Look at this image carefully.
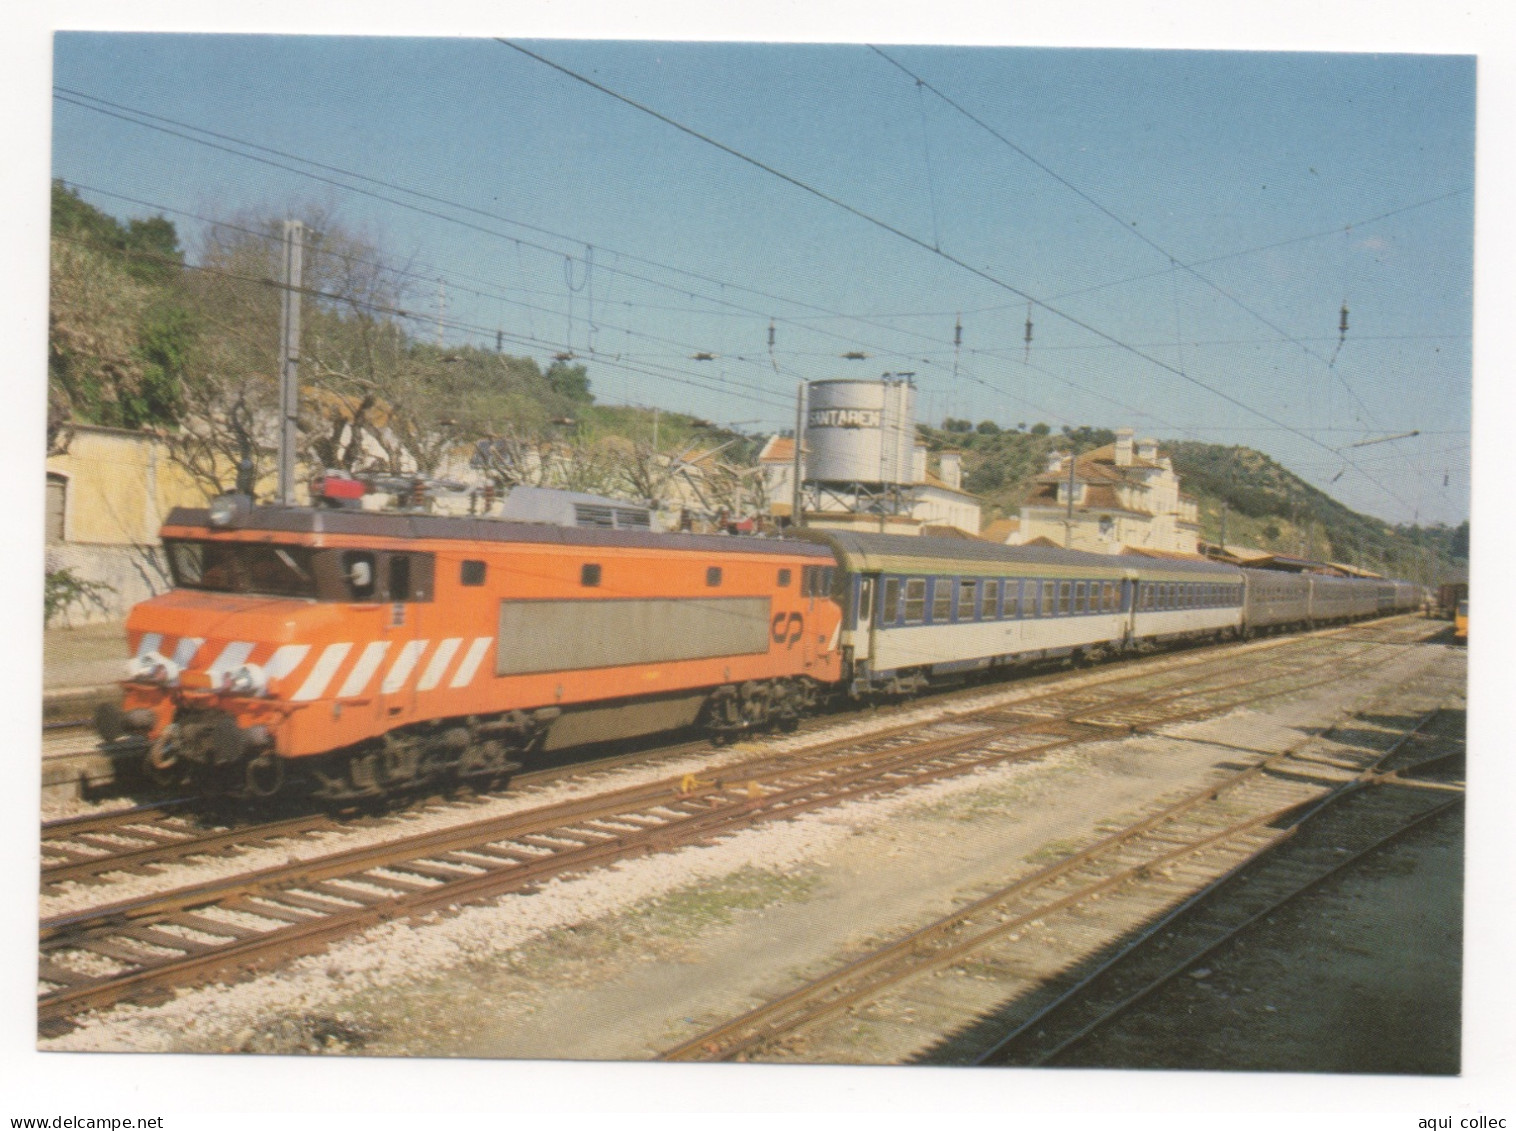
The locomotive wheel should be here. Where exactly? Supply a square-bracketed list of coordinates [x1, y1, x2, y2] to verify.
[244, 753, 285, 798]
[144, 725, 183, 787]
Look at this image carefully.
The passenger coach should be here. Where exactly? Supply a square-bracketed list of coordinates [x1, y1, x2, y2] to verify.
[807, 532, 1242, 696]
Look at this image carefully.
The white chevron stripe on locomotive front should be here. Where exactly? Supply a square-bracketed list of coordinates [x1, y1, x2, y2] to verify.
[291, 642, 353, 701]
[171, 637, 205, 668]
[449, 637, 493, 689]
[206, 640, 254, 678]
[417, 637, 462, 692]
[262, 644, 311, 682]
[338, 641, 391, 698]
[135, 633, 163, 660]
[382, 640, 430, 694]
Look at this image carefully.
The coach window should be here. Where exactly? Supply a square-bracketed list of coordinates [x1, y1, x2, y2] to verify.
[904, 579, 927, 624]
[1019, 580, 1035, 618]
[1041, 582, 1055, 617]
[707, 566, 723, 587]
[1057, 580, 1071, 616]
[958, 579, 977, 621]
[932, 579, 953, 623]
[778, 568, 791, 588]
[882, 578, 901, 624]
[983, 580, 999, 620]
[461, 560, 486, 587]
[1074, 581, 1087, 614]
[581, 563, 602, 587]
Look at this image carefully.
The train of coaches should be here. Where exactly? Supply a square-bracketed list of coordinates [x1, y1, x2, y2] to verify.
[96, 497, 1427, 802]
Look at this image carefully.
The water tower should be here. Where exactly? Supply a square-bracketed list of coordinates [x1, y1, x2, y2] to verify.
[798, 376, 917, 521]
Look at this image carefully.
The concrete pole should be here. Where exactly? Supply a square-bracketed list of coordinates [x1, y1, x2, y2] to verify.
[791, 382, 807, 528]
[277, 220, 304, 507]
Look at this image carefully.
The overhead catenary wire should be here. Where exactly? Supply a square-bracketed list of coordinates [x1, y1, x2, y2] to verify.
[47, 93, 1360, 452]
[52, 88, 994, 384]
[498, 39, 1416, 515]
[54, 78, 1458, 517]
[53, 99, 1041, 427]
[867, 45, 1393, 443]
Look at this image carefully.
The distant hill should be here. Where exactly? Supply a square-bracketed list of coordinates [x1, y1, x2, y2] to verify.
[919, 421, 1466, 584]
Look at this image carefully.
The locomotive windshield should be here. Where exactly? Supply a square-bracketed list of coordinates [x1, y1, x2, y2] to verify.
[166, 540, 319, 598]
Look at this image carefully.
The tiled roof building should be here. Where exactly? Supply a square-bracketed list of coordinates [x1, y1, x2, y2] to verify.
[1014, 428, 1201, 556]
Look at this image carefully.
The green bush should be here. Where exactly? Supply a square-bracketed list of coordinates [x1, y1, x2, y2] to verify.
[44, 568, 115, 627]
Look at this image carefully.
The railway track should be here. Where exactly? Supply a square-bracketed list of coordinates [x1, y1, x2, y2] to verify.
[38, 618, 1425, 892]
[657, 695, 1463, 1064]
[38, 620, 1415, 898]
[36, 618, 1435, 1035]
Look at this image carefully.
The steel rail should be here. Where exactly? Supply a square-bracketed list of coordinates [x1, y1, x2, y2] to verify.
[659, 704, 1452, 1062]
[41, 637, 1391, 938]
[36, 624, 1375, 895]
[36, 624, 1425, 1031]
[980, 774, 1462, 1066]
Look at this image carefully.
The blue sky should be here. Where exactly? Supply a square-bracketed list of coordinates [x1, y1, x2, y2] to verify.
[50, 34, 1474, 525]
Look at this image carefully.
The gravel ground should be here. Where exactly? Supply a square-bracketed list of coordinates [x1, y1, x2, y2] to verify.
[39, 630, 1457, 1063]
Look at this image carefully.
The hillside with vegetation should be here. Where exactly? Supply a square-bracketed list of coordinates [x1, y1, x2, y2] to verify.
[47, 183, 748, 502]
[923, 419, 1466, 584]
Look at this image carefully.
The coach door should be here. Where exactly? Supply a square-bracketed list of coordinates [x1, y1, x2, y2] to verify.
[854, 575, 874, 671]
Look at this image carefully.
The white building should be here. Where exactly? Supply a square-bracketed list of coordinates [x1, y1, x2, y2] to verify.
[757, 435, 983, 537]
[1014, 428, 1200, 555]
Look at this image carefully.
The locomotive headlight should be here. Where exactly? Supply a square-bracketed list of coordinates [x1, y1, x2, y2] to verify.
[125, 651, 181, 684]
[207, 493, 251, 528]
[225, 663, 269, 697]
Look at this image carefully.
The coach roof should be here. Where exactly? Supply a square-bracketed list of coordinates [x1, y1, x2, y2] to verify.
[806, 530, 1243, 582]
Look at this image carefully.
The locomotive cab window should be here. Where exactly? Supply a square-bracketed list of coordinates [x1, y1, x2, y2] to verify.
[461, 560, 487, 587]
[343, 551, 376, 599]
[388, 555, 411, 603]
[167, 539, 320, 599]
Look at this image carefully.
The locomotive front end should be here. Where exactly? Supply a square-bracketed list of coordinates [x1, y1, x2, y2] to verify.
[97, 501, 358, 798]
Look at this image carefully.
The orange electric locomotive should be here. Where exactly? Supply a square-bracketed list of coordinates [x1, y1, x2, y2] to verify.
[95, 495, 843, 801]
